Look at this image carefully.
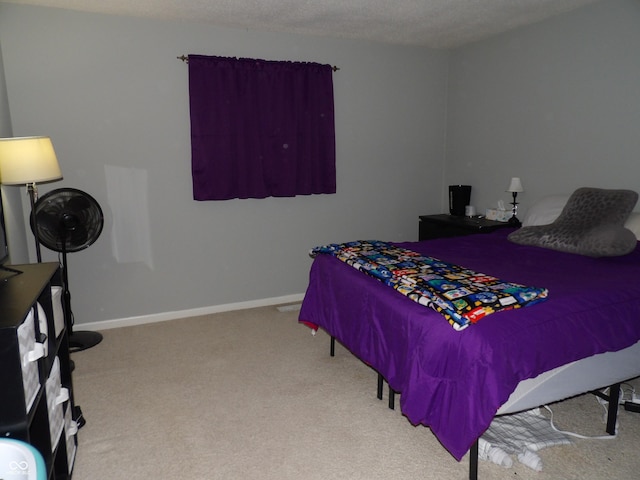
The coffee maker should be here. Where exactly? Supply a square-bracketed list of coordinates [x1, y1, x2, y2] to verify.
[449, 185, 472, 216]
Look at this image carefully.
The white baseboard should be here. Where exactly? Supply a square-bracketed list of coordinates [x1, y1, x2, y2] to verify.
[77, 293, 305, 331]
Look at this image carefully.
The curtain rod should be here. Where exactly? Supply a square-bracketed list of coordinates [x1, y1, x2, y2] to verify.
[177, 55, 339, 72]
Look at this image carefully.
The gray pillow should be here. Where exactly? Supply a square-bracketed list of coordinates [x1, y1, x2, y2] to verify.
[508, 187, 638, 257]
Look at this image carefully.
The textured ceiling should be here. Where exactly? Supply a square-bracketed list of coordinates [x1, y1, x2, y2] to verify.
[4, 0, 600, 48]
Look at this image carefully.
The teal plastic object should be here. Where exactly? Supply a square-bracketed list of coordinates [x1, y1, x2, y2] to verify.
[0, 439, 46, 480]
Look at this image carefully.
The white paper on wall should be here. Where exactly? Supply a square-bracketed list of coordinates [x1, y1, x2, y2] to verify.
[105, 165, 154, 269]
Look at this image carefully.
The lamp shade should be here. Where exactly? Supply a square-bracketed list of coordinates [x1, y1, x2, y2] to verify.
[0, 136, 62, 185]
[506, 177, 524, 193]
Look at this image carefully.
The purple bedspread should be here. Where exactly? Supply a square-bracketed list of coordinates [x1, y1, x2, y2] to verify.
[298, 229, 640, 461]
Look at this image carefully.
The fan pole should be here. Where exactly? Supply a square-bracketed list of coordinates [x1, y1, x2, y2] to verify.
[60, 248, 103, 351]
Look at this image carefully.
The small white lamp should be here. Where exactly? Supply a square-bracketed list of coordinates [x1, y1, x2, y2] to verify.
[506, 177, 523, 227]
[0, 136, 63, 262]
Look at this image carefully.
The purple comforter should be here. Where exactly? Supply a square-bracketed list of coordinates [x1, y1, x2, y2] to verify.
[298, 229, 640, 460]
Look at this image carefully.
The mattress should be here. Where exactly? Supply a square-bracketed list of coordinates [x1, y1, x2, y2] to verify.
[299, 229, 640, 460]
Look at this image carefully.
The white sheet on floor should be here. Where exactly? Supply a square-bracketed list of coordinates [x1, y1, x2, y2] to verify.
[479, 408, 571, 471]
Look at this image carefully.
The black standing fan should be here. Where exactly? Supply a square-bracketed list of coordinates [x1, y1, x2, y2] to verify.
[31, 188, 104, 352]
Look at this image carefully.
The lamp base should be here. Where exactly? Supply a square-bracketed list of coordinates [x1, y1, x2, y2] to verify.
[508, 216, 522, 227]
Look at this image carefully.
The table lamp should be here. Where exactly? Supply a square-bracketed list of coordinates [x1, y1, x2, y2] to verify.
[506, 177, 523, 227]
[0, 136, 62, 262]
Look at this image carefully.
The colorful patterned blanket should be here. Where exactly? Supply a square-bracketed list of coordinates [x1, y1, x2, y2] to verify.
[310, 240, 548, 330]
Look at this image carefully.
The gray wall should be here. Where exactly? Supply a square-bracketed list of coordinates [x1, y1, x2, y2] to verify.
[0, 36, 28, 263]
[2, 0, 637, 326]
[444, 0, 640, 217]
[0, 3, 447, 325]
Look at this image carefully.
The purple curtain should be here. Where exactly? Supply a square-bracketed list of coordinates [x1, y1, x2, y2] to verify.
[188, 55, 336, 200]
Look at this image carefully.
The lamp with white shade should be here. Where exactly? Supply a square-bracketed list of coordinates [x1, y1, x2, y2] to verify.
[506, 177, 523, 227]
[0, 136, 62, 262]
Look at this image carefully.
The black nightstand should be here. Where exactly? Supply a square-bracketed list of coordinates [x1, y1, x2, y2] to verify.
[419, 214, 512, 240]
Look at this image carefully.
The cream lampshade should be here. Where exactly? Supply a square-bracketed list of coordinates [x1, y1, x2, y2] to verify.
[0, 136, 63, 262]
[0, 136, 62, 185]
[507, 177, 524, 194]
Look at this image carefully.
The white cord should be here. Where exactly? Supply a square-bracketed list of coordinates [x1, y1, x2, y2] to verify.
[544, 400, 618, 440]
[620, 383, 636, 404]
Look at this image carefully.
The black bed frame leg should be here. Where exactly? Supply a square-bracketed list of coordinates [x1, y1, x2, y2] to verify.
[593, 382, 621, 435]
[375, 375, 397, 409]
[469, 439, 479, 480]
[330, 336, 335, 357]
[389, 386, 396, 410]
[607, 383, 621, 435]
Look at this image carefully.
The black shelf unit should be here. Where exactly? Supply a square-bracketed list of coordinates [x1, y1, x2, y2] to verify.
[0, 263, 78, 479]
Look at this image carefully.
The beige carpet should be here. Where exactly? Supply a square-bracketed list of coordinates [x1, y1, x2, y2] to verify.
[71, 306, 640, 479]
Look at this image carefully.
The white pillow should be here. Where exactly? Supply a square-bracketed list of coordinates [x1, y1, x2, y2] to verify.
[521, 195, 570, 227]
[625, 212, 640, 240]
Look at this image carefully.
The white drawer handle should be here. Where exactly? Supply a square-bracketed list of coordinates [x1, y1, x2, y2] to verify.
[56, 387, 70, 405]
[26, 343, 45, 363]
[66, 420, 78, 436]
[39, 337, 48, 358]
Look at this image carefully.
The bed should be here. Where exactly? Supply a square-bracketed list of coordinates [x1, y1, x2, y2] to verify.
[298, 193, 640, 477]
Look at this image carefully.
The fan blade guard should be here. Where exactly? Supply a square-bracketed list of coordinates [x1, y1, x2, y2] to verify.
[32, 188, 104, 253]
